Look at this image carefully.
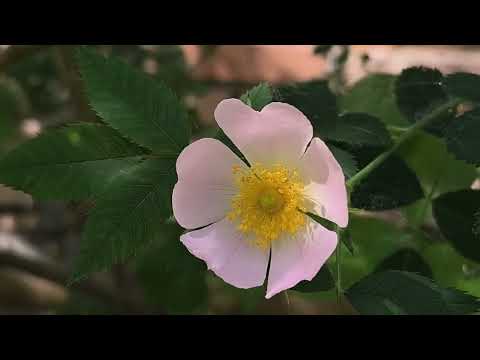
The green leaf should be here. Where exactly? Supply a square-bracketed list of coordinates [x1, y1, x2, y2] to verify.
[399, 131, 477, 196]
[71, 158, 177, 282]
[399, 132, 477, 228]
[275, 80, 338, 133]
[276, 81, 392, 147]
[305, 211, 337, 231]
[76, 46, 190, 155]
[444, 72, 480, 102]
[292, 266, 335, 293]
[0, 123, 145, 200]
[135, 223, 208, 314]
[432, 189, 480, 263]
[374, 248, 433, 278]
[422, 242, 472, 287]
[340, 74, 408, 127]
[395, 67, 447, 122]
[444, 108, 480, 165]
[333, 216, 428, 289]
[349, 217, 423, 267]
[346, 270, 479, 315]
[321, 113, 392, 147]
[395, 67, 452, 136]
[240, 83, 273, 111]
[328, 144, 358, 179]
[349, 147, 424, 211]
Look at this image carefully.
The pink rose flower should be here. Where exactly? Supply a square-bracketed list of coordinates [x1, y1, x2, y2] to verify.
[172, 99, 348, 299]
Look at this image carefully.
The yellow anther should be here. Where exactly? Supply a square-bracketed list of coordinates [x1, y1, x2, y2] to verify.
[228, 163, 307, 250]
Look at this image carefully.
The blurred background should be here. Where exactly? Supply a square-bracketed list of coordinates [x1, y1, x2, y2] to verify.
[1, 45, 480, 315]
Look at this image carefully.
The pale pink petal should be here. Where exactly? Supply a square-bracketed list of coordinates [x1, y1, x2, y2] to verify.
[266, 218, 338, 299]
[299, 137, 349, 228]
[172, 138, 247, 230]
[214, 99, 313, 167]
[181, 218, 269, 289]
[176, 137, 247, 184]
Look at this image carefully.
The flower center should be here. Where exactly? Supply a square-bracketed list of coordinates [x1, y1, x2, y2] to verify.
[258, 188, 284, 214]
[228, 163, 307, 250]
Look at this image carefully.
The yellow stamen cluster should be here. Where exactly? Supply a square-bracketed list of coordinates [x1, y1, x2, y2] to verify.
[227, 163, 307, 250]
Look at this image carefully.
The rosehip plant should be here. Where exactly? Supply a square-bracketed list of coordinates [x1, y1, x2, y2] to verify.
[1, 46, 479, 314]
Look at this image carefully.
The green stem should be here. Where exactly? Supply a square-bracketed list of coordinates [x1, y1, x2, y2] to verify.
[283, 291, 290, 315]
[413, 172, 441, 229]
[386, 125, 409, 135]
[347, 98, 461, 191]
[335, 225, 342, 303]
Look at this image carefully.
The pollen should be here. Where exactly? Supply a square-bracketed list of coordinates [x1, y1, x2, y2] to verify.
[227, 163, 307, 250]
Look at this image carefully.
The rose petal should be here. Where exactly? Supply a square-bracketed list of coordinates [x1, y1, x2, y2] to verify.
[181, 218, 269, 289]
[299, 137, 349, 228]
[214, 99, 313, 168]
[266, 218, 338, 299]
[173, 138, 247, 229]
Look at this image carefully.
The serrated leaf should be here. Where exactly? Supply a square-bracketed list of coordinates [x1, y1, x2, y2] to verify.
[444, 108, 480, 165]
[0, 123, 145, 200]
[396, 67, 447, 122]
[322, 113, 392, 147]
[328, 144, 358, 179]
[432, 189, 480, 263]
[278, 82, 392, 147]
[135, 223, 208, 314]
[346, 270, 479, 315]
[76, 46, 190, 155]
[444, 72, 480, 102]
[399, 131, 477, 196]
[340, 74, 408, 127]
[71, 158, 177, 282]
[349, 147, 424, 211]
[275, 80, 338, 133]
[374, 248, 433, 278]
[395, 67, 452, 136]
[292, 265, 335, 293]
[240, 83, 273, 111]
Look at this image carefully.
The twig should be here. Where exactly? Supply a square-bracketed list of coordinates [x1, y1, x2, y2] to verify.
[347, 98, 462, 191]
